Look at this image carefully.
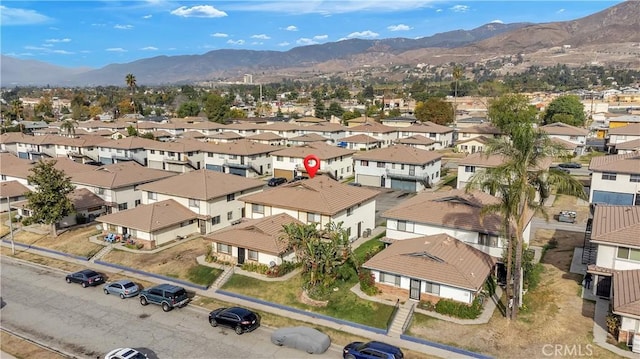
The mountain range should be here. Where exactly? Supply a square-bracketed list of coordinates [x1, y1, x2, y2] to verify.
[2, 1, 639, 87]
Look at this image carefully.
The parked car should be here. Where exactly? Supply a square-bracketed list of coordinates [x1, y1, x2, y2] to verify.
[65, 269, 105, 288]
[104, 348, 148, 359]
[558, 210, 577, 223]
[558, 162, 582, 169]
[348, 182, 362, 187]
[271, 326, 331, 354]
[139, 284, 189, 312]
[268, 177, 287, 187]
[208, 307, 260, 334]
[289, 175, 309, 183]
[343, 341, 404, 359]
[103, 279, 140, 299]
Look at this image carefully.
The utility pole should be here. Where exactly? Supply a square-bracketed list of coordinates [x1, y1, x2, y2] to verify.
[6, 196, 15, 255]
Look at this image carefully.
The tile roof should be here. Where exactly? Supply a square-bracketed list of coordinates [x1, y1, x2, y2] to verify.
[616, 138, 640, 151]
[612, 269, 640, 317]
[269, 142, 355, 160]
[69, 162, 176, 189]
[349, 121, 398, 134]
[137, 169, 264, 200]
[204, 213, 302, 255]
[183, 121, 227, 130]
[294, 117, 327, 123]
[96, 199, 197, 232]
[180, 131, 207, 139]
[588, 151, 640, 175]
[353, 144, 442, 165]
[590, 205, 640, 247]
[204, 139, 280, 155]
[401, 121, 453, 134]
[455, 135, 491, 145]
[382, 189, 511, 236]
[0, 180, 30, 197]
[97, 136, 158, 150]
[144, 138, 204, 152]
[240, 176, 379, 216]
[246, 132, 283, 141]
[395, 135, 436, 146]
[363, 234, 496, 291]
[0, 152, 36, 178]
[289, 133, 329, 142]
[609, 123, 640, 136]
[458, 123, 502, 135]
[551, 137, 578, 150]
[302, 123, 347, 133]
[224, 122, 260, 131]
[340, 134, 381, 144]
[208, 131, 244, 141]
[68, 187, 106, 210]
[260, 123, 302, 132]
[457, 152, 553, 170]
[540, 122, 589, 136]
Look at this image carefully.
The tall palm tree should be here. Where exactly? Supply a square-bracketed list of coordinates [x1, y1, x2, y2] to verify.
[60, 119, 78, 137]
[466, 123, 586, 320]
[125, 73, 137, 114]
[452, 65, 463, 125]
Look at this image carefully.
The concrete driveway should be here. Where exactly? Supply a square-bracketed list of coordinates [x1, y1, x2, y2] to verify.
[371, 188, 416, 226]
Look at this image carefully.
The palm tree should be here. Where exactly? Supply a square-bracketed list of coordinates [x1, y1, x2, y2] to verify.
[466, 123, 586, 320]
[125, 73, 137, 114]
[60, 119, 78, 137]
[452, 65, 463, 125]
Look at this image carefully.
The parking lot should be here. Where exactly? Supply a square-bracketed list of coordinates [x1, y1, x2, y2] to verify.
[370, 188, 416, 226]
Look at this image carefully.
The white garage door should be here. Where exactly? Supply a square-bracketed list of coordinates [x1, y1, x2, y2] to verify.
[357, 174, 381, 187]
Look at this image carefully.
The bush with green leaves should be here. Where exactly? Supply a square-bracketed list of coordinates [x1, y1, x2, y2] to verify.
[358, 269, 378, 296]
[434, 297, 483, 319]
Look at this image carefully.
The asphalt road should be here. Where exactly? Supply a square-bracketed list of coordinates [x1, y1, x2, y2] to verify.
[0, 258, 341, 359]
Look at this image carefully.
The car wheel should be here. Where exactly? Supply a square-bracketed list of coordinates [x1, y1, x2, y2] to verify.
[345, 355, 356, 359]
[140, 296, 148, 306]
[120, 293, 125, 299]
[209, 319, 218, 327]
[162, 302, 171, 312]
[81, 282, 88, 288]
[235, 326, 243, 335]
[104, 289, 109, 295]
[66, 278, 71, 283]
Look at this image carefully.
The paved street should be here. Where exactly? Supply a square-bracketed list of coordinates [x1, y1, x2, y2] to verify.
[0, 258, 340, 359]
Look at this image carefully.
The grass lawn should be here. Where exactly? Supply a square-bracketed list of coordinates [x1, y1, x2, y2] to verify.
[0, 211, 13, 238]
[11, 225, 104, 259]
[101, 237, 221, 286]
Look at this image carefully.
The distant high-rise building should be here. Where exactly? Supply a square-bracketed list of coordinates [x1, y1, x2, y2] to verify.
[243, 74, 253, 84]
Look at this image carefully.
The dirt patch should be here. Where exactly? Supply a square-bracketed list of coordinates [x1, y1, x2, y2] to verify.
[1, 247, 85, 272]
[1, 330, 67, 359]
[11, 225, 103, 258]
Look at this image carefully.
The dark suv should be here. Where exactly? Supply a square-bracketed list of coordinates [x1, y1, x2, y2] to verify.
[65, 269, 105, 288]
[343, 341, 404, 359]
[139, 284, 189, 312]
[268, 177, 287, 187]
[209, 307, 260, 334]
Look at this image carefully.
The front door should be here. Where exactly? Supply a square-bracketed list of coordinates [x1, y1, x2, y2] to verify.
[596, 275, 612, 297]
[237, 247, 246, 265]
[410, 279, 421, 300]
[357, 222, 362, 238]
[381, 176, 386, 187]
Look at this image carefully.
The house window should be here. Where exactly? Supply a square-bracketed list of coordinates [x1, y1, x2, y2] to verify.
[347, 207, 353, 216]
[397, 220, 407, 231]
[360, 160, 369, 166]
[212, 216, 221, 225]
[380, 272, 401, 287]
[478, 233, 499, 247]
[307, 212, 320, 223]
[630, 174, 640, 183]
[252, 204, 264, 214]
[377, 162, 385, 168]
[150, 150, 155, 154]
[95, 187, 105, 195]
[229, 155, 237, 160]
[227, 193, 235, 202]
[424, 281, 441, 295]
[117, 203, 128, 211]
[277, 156, 283, 161]
[248, 250, 258, 261]
[148, 192, 157, 200]
[1, 175, 5, 180]
[465, 166, 476, 173]
[189, 198, 199, 208]
[617, 247, 640, 261]
[134, 200, 141, 206]
[217, 243, 231, 254]
[602, 172, 617, 181]
[227, 211, 233, 220]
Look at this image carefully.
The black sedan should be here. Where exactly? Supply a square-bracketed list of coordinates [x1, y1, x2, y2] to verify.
[558, 162, 582, 169]
[209, 307, 260, 334]
[267, 177, 287, 187]
[65, 269, 105, 288]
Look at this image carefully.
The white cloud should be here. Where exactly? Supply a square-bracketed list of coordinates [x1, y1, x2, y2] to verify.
[0, 6, 51, 25]
[225, 1, 433, 15]
[42, 44, 54, 47]
[296, 38, 318, 45]
[106, 48, 127, 52]
[490, 19, 504, 24]
[227, 39, 245, 45]
[251, 34, 271, 40]
[285, 25, 298, 31]
[346, 30, 379, 39]
[143, 14, 153, 19]
[24, 45, 46, 51]
[45, 38, 71, 43]
[52, 50, 74, 55]
[278, 42, 290, 46]
[211, 32, 229, 38]
[387, 24, 411, 32]
[141, 46, 158, 51]
[556, 8, 565, 14]
[91, 23, 106, 27]
[436, 9, 443, 13]
[314, 35, 328, 40]
[114, 24, 134, 30]
[450, 5, 469, 13]
[251, 41, 263, 45]
[171, 5, 227, 18]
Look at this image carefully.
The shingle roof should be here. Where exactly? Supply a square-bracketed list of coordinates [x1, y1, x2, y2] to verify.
[588, 151, 640, 175]
[240, 176, 378, 216]
[341, 134, 381, 144]
[302, 123, 347, 133]
[551, 137, 578, 150]
[144, 138, 204, 152]
[137, 169, 264, 200]
[289, 133, 329, 142]
[269, 142, 355, 160]
[204, 213, 302, 255]
[0, 180, 30, 197]
[208, 131, 244, 140]
[395, 135, 436, 146]
[96, 199, 197, 232]
[69, 162, 176, 189]
[458, 123, 502, 135]
[353, 144, 442, 165]
[382, 189, 509, 236]
[455, 135, 491, 145]
[458, 152, 506, 167]
[204, 139, 280, 155]
[97, 136, 158, 149]
[363, 234, 496, 291]
[401, 121, 453, 134]
[0, 152, 35, 178]
[616, 138, 640, 151]
[246, 132, 283, 141]
[608, 123, 640, 136]
[68, 187, 106, 210]
[540, 122, 589, 136]
[590, 205, 640, 247]
[349, 121, 398, 134]
[612, 269, 640, 317]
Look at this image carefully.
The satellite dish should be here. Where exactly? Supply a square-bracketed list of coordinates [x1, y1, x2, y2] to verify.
[269, 261, 276, 268]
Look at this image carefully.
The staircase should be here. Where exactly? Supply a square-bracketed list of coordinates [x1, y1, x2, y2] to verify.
[581, 218, 596, 265]
[90, 244, 113, 263]
[387, 301, 416, 337]
[211, 265, 235, 289]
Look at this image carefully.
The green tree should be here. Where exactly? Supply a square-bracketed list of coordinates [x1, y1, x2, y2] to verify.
[126, 125, 138, 137]
[34, 95, 54, 119]
[326, 102, 344, 118]
[125, 73, 137, 114]
[414, 98, 453, 125]
[9, 99, 24, 122]
[60, 119, 78, 137]
[542, 95, 586, 126]
[203, 93, 230, 123]
[314, 99, 326, 119]
[488, 94, 538, 134]
[452, 64, 463, 122]
[466, 122, 586, 320]
[362, 85, 374, 100]
[176, 101, 200, 118]
[228, 108, 247, 119]
[25, 160, 75, 237]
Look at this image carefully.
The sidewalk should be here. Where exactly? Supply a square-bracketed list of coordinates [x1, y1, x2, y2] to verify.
[1, 235, 488, 359]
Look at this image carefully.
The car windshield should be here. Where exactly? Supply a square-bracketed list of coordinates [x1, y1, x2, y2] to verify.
[123, 282, 136, 289]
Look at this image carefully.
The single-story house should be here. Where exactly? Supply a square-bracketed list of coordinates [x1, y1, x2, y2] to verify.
[612, 269, 640, 350]
[12, 188, 106, 228]
[0, 180, 30, 213]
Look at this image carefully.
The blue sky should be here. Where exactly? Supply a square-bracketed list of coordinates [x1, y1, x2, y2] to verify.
[1, 1, 625, 69]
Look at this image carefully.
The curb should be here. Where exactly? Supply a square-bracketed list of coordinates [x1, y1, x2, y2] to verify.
[94, 260, 209, 291]
[1, 240, 89, 262]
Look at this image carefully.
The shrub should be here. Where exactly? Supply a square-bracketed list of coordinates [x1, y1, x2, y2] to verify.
[21, 217, 34, 226]
[241, 262, 269, 274]
[525, 262, 544, 291]
[434, 297, 483, 319]
[358, 269, 378, 296]
[606, 313, 621, 338]
[336, 263, 357, 281]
